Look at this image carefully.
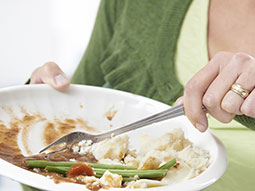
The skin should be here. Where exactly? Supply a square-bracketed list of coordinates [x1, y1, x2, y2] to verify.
[183, 0, 255, 132]
[30, 62, 70, 90]
[30, 0, 255, 132]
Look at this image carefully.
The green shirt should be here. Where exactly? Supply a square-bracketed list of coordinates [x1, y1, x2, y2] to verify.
[71, 1, 255, 190]
[72, 0, 255, 191]
[23, 1, 255, 191]
[72, 0, 255, 131]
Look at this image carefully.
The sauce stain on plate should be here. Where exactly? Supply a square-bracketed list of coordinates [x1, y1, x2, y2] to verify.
[0, 106, 99, 156]
[105, 107, 118, 121]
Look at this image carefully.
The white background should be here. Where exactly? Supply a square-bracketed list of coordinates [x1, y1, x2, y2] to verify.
[0, 0, 100, 88]
[0, 0, 100, 190]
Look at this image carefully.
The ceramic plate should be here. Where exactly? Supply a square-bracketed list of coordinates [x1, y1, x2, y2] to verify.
[0, 85, 228, 191]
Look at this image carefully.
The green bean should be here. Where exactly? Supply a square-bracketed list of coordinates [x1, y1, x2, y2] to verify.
[159, 158, 176, 170]
[26, 160, 73, 168]
[45, 166, 68, 175]
[26, 160, 136, 170]
[28, 159, 176, 180]
[95, 174, 137, 181]
[45, 166, 138, 182]
[89, 163, 136, 170]
[45, 166, 167, 179]
[122, 177, 138, 182]
[94, 169, 167, 179]
[95, 174, 139, 182]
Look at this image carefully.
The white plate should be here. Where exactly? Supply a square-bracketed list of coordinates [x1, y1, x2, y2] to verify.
[0, 85, 228, 191]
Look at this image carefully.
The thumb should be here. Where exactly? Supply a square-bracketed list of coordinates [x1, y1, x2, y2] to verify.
[53, 73, 70, 90]
[31, 62, 70, 90]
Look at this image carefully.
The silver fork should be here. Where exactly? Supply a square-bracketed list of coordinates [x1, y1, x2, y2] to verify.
[39, 104, 193, 154]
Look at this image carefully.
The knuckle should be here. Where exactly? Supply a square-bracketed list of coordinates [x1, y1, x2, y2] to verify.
[185, 79, 199, 96]
[214, 51, 228, 58]
[245, 62, 255, 74]
[43, 61, 57, 67]
[210, 51, 234, 70]
[232, 53, 253, 64]
[230, 58, 242, 70]
[43, 62, 58, 72]
[203, 94, 217, 108]
[249, 61, 255, 70]
[218, 115, 233, 123]
[240, 104, 254, 117]
[212, 51, 232, 62]
[31, 67, 40, 77]
[221, 100, 236, 114]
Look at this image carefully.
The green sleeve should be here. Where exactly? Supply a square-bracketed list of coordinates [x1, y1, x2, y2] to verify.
[234, 115, 255, 131]
[71, 0, 125, 86]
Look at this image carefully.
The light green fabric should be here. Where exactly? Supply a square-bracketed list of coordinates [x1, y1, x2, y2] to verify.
[175, 0, 209, 86]
[71, 0, 255, 130]
[175, 0, 245, 128]
[206, 128, 255, 191]
[175, 0, 255, 190]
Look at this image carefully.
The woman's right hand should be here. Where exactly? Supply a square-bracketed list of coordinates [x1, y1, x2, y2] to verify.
[30, 62, 70, 90]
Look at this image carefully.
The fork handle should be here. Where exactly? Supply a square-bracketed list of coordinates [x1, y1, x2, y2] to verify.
[96, 104, 186, 141]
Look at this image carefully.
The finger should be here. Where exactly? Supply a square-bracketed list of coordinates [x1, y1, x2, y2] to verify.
[240, 89, 255, 117]
[202, 55, 244, 122]
[174, 96, 183, 106]
[184, 51, 233, 132]
[30, 67, 43, 84]
[31, 62, 70, 90]
[221, 54, 255, 114]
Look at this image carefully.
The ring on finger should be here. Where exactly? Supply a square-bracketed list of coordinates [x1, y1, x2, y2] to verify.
[231, 83, 250, 99]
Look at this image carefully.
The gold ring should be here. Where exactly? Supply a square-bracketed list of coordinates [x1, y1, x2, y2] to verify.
[231, 83, 250, 99]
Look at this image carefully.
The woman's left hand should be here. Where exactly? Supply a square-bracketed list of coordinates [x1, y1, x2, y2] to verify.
[181, 51, 255, 132]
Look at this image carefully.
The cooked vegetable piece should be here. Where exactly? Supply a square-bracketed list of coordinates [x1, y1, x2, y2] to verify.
[88, 163, 136, 170]
[45, 166, 68, 175]
[94, 169, 168, 179]
[159, 158, 176, 170]
[45, 166, 167, 179]
[26, 160, 71, 168]
[67, 162, 94, 177]
[26, 160, 136, 170]
[122, 177, 138, 182]
[95, 174, 137, 182]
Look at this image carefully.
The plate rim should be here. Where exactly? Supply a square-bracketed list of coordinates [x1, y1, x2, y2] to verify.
[0, 84, 228, 191]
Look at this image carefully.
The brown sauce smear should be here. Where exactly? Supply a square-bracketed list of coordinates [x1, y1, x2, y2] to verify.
[0, 107, 103, 190]
[0, 122, 98, 189]
[105, 107, 118, 121]
[0, 123, 23, 166]
[43, 118, 100, 146]
[21, 115, 44, 155]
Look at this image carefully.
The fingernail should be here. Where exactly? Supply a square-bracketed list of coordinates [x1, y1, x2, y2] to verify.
[54, 74, 69, 87]
[196, 123, 206, 132]
[174, 98, 183, 106]
[174, 100, 181, 106]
